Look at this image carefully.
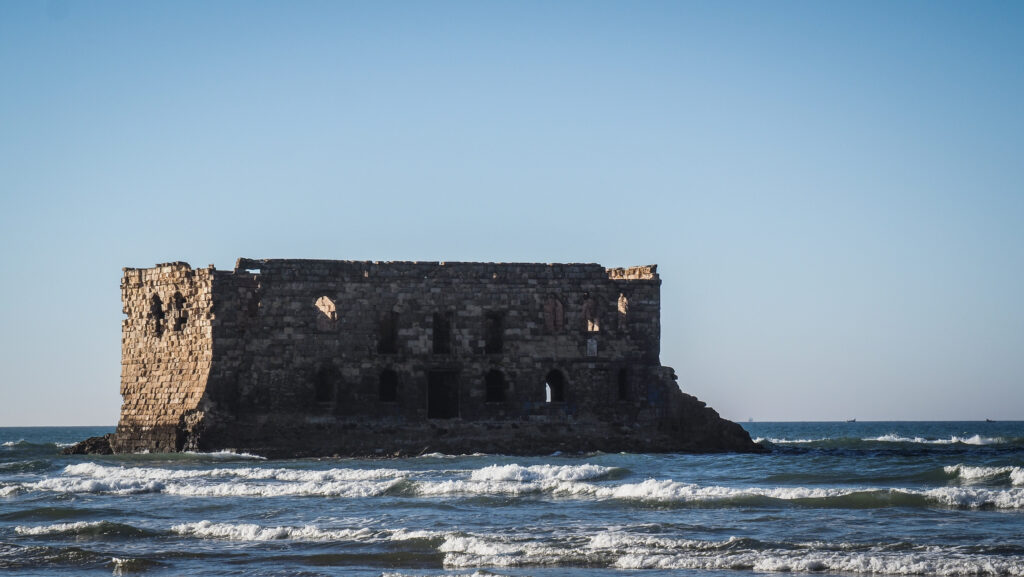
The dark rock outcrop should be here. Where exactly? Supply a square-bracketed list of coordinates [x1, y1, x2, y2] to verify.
[62, 434, 114, 455]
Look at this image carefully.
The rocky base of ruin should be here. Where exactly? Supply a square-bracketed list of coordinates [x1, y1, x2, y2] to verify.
[61, 434, 114, 455]
[65, 391, 764, 458]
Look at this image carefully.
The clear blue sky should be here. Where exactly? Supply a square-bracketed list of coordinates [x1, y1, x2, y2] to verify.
[2, 1, 1022, 425]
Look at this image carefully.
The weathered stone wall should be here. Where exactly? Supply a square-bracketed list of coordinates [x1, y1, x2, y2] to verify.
[103, 258, 762, 456]
[212, 260, 660, 417]
[114, 262, 214, 452]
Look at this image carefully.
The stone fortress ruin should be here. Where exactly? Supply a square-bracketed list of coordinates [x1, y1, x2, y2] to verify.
[70, 258, 760, 457]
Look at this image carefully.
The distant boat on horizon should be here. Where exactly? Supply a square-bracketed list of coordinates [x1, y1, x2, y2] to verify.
[846, 418, 856, 423]
[986, 418, 996, 423]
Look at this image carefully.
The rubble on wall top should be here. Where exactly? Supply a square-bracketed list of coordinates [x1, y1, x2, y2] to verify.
[123, 258, 659, 281]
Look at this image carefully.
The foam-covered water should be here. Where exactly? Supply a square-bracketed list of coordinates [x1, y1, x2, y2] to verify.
[3, 422, 1024, 576]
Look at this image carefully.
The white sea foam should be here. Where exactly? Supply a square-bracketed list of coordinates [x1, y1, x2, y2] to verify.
[438, 531, 1024, 575]
[922, 486, 1024, 509]
[171, 521, 449, 543]
[15, 521, 108, 536]
[184, 450, 267, 460]
[63, 462, 404, 482]
[944, 464, 1024, 485]
[440, 533, 575, 567]
[14, 462, 407, 497]
[171, 520, 378, 541]
[415, 452, 488, 459]
[14, 461, 1024, 509]
[26, 476, 166, 495]
[868, 434, 1004, 445]
[752, 437, 825, 444]
[162, 478, 404, 498]
[1, 440, 25, 447]
[382, 572, 511, 577]
[470, 463, 616, 482]
[613, 549, 1024, 575]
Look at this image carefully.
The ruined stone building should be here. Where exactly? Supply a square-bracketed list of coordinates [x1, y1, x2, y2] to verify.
[88, 258, 758, 457]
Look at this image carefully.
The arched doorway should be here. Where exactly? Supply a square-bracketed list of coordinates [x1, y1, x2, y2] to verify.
[544, 369, 565, 403]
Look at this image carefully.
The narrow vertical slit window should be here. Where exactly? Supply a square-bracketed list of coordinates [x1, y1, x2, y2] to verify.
[484, 312, 504, 354]
[171, 292, 188, 332]
[485, 369, 506, 402]
[379, 369, 398, 403]
[149, 294, 165, 338]
[378, 311, 398, 354]
[544, 296, 564, 333]
[583, 293, 600, 332]
[313, 366, 335, 405]
[433, 312, 452, 354]
[617, 368, 629, 401]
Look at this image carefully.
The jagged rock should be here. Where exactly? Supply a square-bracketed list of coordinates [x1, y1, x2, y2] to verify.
[62, 434, 113, 455]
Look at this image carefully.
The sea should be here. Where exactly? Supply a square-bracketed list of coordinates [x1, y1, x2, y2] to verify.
[2, 421, 1023, 576]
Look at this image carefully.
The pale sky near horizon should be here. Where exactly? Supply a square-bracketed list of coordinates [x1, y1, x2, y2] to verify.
[1, 1, 1022, 425]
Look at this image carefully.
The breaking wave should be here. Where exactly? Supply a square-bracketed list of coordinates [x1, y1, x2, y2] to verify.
[183, 450, 266, 460]
[171, 520, 381, 541]
[756, 434, 1013, 447]
[469, 463, 623, 482]
[15, 521, 156, 538]
[438, 531, 1024, 575]
[7, 461, 1021, 509]
[944, 464, 1024, 485]
[867, 434, 1005, 446]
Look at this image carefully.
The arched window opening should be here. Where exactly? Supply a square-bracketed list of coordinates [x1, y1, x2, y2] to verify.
[378, 311, 398, 354]
[313, 366, 335, 405]
[149, 294, 165, 338]
[583, 293, 600, 332]
[315, 296, 338, 332]
[427, 370, 459, 419]
[433, 312, 452, 354]
[171, 292, 188, 332]
[485, 312, 504, 354]
[485, 369, 506, 403]
[545, 369, 565, 403]
[379, 369, 398, 403]
[617, 368, 629, 401]
[544, 296, 564, 333]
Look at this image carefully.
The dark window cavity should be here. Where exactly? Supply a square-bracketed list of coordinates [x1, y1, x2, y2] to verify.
[583, 292, 600, 332]
[427, 371, 459, 418]
[149, 294, 165, 338]
[485, 369, 506, 403]
[379, 369, 398, 403]
[378, 311, 398, 354]
[432, 312, 452, 354]
[484, 312, 505, 354]
[617, 368, 629, 401]
[545, 369, 566, 403]
[313, 365, 336, 405]
[171, 292, 188, 332]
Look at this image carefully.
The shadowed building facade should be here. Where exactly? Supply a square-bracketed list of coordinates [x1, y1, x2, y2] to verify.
[106, 258, 759, 457]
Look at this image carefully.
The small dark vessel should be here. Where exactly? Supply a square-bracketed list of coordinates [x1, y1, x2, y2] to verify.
[846, 418, 857, 423]
[986, 418, 996, 423]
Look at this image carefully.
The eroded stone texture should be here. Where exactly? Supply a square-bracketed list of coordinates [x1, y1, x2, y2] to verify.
[75, 259, 761, 457]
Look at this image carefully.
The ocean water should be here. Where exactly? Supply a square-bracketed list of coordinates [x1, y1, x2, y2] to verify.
[2, 421, 1023, 576]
